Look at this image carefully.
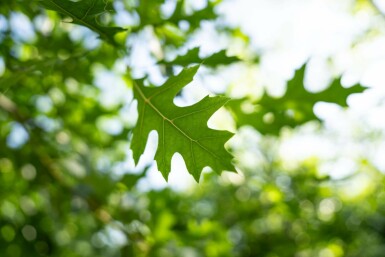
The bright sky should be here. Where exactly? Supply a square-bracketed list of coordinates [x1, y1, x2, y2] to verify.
[219, 0, 385, 179]
[137, 0, 385, 190]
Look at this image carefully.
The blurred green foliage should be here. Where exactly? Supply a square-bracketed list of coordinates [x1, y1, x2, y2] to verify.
[227, 65, 366, 135]
[1, 0, 385, 256]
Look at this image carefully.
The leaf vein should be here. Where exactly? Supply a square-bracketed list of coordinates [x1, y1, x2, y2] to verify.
[172, 100, 229, 121]
[44, 0, 111, 40]
[134, 82, 224, 163]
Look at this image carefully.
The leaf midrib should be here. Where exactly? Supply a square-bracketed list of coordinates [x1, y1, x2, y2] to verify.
[133, 82, 224, 164]
[44, 0, 110, 40]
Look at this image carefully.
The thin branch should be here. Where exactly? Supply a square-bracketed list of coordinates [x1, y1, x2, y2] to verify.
[0, 93, 26, 122]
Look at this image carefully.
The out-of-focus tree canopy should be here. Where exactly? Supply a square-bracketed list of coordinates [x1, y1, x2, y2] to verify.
[1, 0, 385, 256]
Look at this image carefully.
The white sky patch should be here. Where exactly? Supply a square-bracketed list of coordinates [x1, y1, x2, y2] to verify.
[33, 15, 54, 35]
[9, 12, 35, 42]
[136, 154, 197, 192]
[279, 132, 337, 164]
[137, 165, 168, 191]
[96, 116, 124, 136]
[187, 21, 230, 55]
[320, 158, 358, 180]
[0, 15, 8, 32]
[373, 142, 385, 172]
[114, 1, 140, 27]
[373, 0, 385, 13]
[127, 28, 165, 84]
[219, 0, 372, 91]
[168, 154, 197, 190]
[0, 57, 5, 77]
[93, 67, 133, 109]
[131, 131, 158, 174]
[6, 123, 29, 149]
[68, 25, 100, 49]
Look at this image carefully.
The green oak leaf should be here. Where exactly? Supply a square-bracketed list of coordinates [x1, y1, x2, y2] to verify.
[228, 64, 366, 135]
[169, 0, 218, 29]
[39, 0, 125, 45]
[131, 65, 235, 181]
[159, 47, 241, 67]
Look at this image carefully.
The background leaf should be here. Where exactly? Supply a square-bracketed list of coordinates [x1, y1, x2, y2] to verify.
[39, 0, 126, 45]
[159, 47, 241, 67]
[227, 64, 367, 135]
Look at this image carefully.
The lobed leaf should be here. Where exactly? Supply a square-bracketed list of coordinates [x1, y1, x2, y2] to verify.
[159, 47, 241, 67]
[131, 65, 235, 181]
[228, 64, 367, 135]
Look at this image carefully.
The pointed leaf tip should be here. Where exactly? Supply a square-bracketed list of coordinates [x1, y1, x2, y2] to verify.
[131, 66, 235, 181]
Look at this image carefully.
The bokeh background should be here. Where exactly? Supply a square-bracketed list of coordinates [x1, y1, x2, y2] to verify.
[1, 0, 385, 256]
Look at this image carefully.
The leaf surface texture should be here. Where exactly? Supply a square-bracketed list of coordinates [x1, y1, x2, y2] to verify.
[131, 66, 235, 181]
